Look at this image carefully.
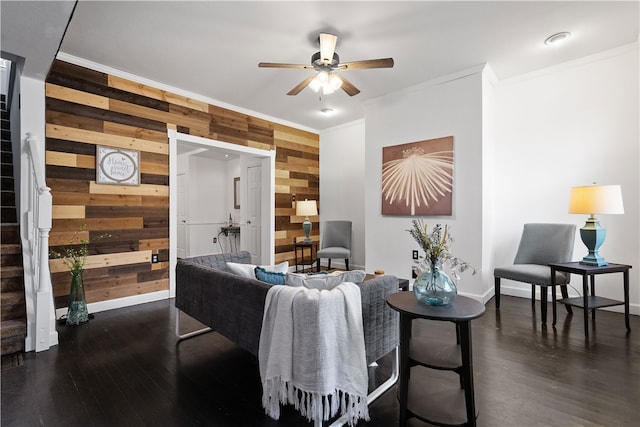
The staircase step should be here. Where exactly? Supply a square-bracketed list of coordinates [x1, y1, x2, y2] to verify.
[0, 130, 9, 141]
[1, 224, 20, 243]
[0, 290, 26, 321]
[1, 162, 13, 177]
[0, 265, 23, 279]
[0, 319, 26, 340]
[1, 246, 22, 267]
[1, 109, 8, 120]
[1, 207, 17, 224]
[1, 335, 26, 356]
[1, 318, 27, 357]
[0, 151, 12, 164]
[1, 190, 15, 206]
[1, 176, 14, 191]
[1, 274, 24, 293]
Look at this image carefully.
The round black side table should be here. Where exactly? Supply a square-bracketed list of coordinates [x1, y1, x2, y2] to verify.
[386, 292, 485, 427]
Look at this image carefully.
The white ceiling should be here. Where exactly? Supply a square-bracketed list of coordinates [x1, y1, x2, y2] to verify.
[3, 1, 639, 132]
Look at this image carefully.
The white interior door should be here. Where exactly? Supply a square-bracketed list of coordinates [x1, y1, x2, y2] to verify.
[245, 164, 262, 264]
[177, 173, 187, 258]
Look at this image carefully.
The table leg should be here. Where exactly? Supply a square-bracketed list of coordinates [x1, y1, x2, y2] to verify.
[590, 275, 596, 322]
[560, 284, 573, 314]
[551, 285, 557, 326]
[459, 321, 477, 427]
[624, 269, 631, 331]
[540, 286, 548, 325]
[398, 315, 412, 426]
[582, 275, 589, 337]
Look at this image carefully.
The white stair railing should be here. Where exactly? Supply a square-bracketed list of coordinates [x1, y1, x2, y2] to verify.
[23, 132, 58, 352]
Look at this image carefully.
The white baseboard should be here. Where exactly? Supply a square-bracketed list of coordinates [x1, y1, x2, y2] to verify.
[55, 290, 170, 319]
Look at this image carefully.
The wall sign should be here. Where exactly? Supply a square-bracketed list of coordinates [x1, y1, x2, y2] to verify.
[96, 145, 140, 186]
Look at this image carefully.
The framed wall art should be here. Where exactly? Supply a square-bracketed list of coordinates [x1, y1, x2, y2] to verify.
[381, 136, 454, 216]
[96, 145, 140, 186]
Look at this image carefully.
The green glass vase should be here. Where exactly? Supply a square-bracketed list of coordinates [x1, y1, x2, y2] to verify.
[67, 270, 89, 325]
[413, 260, 457, 306]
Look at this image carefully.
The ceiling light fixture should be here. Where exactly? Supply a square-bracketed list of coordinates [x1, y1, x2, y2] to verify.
[544, 32, 571, 46]
[320, 108, 334, 115]
[309, 70, 342, 95]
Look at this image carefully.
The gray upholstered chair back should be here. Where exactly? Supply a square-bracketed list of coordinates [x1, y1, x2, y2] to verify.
[320, 221, 352, 250]
[513, 223, 576, 265]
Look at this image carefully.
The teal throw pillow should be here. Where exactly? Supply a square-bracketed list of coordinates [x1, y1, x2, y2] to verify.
[255, 266, 286, 286]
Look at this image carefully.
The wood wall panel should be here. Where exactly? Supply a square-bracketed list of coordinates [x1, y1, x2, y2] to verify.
[46, 59, 318, 310]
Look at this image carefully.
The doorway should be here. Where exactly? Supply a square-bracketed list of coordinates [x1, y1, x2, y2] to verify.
[168, 130, 275, 297]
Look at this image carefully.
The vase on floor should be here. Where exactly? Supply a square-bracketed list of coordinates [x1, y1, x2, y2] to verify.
[67, 269, 89, 325]
[413, 260, 457, 306]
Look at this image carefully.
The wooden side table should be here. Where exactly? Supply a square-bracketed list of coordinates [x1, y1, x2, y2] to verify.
[549, 262, 632, 337]
[293, 240, 317, 272]
[386, 292, 485, 427]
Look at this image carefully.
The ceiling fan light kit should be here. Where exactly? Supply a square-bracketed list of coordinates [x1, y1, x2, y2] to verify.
[258, 32, 394, 97]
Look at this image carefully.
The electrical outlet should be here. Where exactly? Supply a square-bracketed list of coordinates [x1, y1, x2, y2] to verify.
[151, 254, 159, 264]
[213, 237, 217, 243]
[412, 250, 419, 260]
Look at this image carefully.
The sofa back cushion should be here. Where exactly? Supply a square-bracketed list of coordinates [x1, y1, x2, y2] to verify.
[286, 270, 366, 290]
[227, 261, 289, 279]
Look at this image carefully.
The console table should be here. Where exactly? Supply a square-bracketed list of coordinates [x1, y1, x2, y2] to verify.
[386, 292, 485, 426]
[550, 262, 632, 337]
[293, 240, 317, 272]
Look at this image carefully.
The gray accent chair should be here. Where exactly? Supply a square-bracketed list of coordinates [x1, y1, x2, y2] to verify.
[494, 223, 576, 325]
[316, 220, 352, 271]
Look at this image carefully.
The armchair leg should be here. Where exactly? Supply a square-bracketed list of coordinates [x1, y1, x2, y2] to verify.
[494, 277, 501, 309]
[345, 259, 349, 271]
[328, 259, 332, 270]
[531, 286, 536, 306]
[316, 258, 320, 272]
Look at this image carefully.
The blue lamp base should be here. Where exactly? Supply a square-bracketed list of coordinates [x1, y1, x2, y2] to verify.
[302, 217, 313, 243]
[579, 216, 608, 266]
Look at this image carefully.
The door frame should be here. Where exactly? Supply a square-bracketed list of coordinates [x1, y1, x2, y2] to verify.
[168, 129, 275, 297]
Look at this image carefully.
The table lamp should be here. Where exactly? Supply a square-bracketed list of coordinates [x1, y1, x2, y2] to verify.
[569, 183, 624, 266]
[296, 199, 317, 243]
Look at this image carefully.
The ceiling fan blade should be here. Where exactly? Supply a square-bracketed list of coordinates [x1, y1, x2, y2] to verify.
[287, 75, 316, 96]
[319, 33, 338, 64]
[258, 62, 313, 69]
[338, 58, 394, 70]
[335, 74, 360, 97]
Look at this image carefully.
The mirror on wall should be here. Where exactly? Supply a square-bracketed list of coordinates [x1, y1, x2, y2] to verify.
[233, 177, 240, 209]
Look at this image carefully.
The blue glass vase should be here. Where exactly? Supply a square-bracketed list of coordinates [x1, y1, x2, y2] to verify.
[413, 261, 457, 306]
[67, 270, 89, 325]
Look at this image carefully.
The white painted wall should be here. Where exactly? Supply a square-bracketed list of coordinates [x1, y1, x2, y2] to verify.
[494, 44, 639, 312]
[179, 155, 242, 256]
[319, 119, 366, 270]
[363, 66, 489, 299]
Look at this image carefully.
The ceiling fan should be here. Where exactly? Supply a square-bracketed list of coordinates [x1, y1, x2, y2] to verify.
[258, 33, 394, 97]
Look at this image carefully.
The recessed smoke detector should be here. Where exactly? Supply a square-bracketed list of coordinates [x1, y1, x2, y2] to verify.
[320, 108, 335, 115]
[544, 32, 571, 46]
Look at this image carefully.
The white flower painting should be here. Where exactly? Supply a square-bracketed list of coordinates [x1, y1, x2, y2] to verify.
[381, 136, 453, 216]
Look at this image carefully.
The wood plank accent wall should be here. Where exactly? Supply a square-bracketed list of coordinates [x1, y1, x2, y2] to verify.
[45, 60, 319, 309]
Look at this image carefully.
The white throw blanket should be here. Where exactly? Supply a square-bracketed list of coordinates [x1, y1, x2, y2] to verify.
[258, 282, 369, 426]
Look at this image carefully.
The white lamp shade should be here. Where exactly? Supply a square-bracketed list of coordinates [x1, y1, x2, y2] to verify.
[296, 200, 318, 217]
[569, 184, 624, 215]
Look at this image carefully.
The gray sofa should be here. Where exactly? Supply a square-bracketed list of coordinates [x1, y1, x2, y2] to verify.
[175, 251, 399, 364]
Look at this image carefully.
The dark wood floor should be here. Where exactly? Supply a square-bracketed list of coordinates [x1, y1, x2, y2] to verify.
[2, 295, 639, 427]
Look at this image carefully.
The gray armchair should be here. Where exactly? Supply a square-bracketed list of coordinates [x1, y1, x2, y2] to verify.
[316, 220, 352, 271]
[494, 223, 576, 325]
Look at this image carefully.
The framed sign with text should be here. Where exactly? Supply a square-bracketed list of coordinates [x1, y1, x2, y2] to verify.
[96, 145, 140, 186]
